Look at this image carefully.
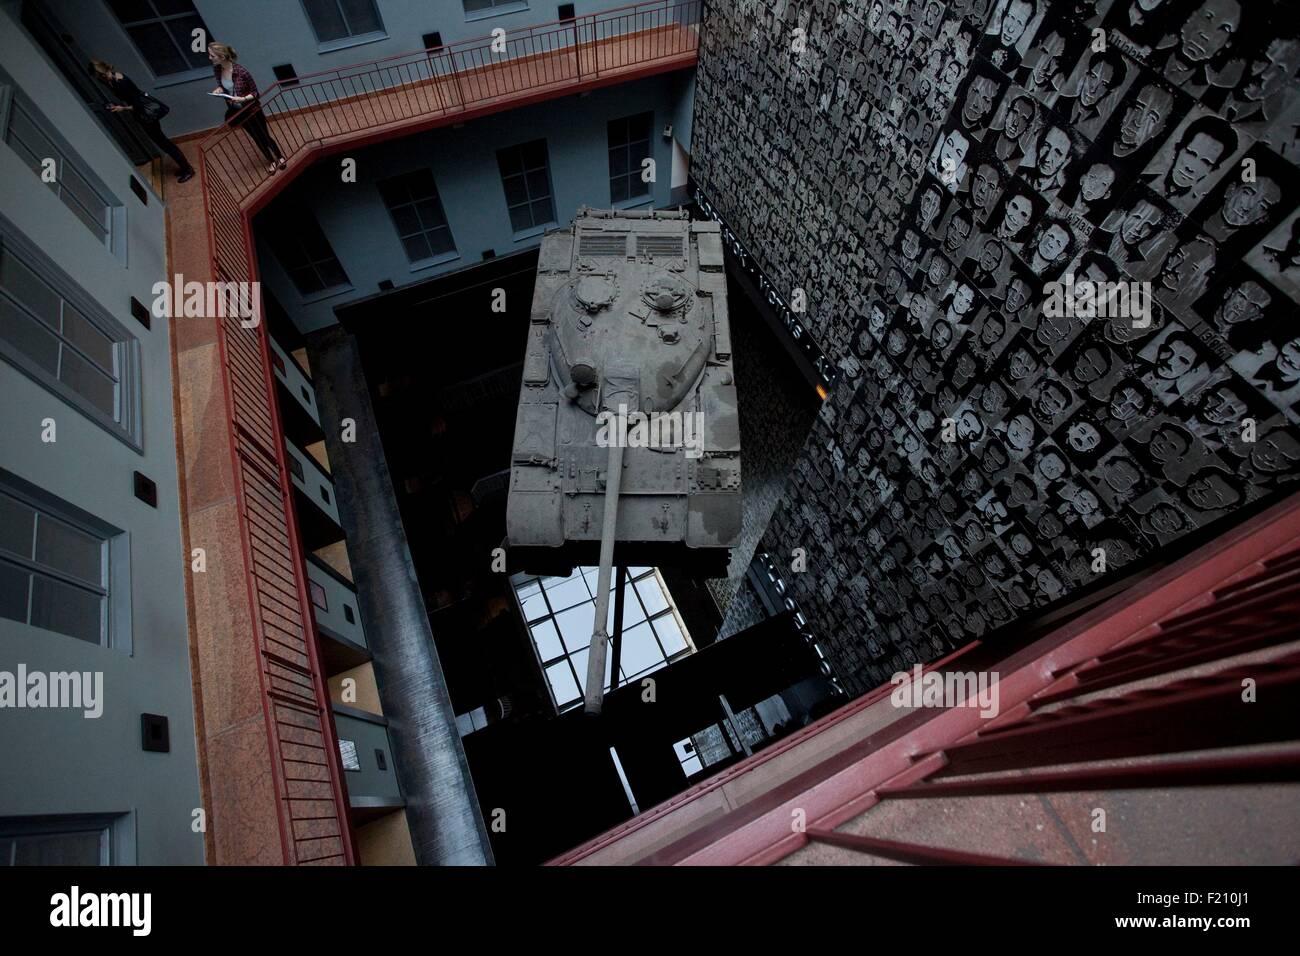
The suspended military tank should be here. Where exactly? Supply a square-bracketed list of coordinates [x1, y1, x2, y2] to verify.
[506, 206, 741, 713]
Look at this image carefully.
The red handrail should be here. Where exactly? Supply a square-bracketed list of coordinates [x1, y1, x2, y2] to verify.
[189, 0, 701, 865]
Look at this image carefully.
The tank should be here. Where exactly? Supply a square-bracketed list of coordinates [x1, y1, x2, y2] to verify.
[506, 206, 741, 580]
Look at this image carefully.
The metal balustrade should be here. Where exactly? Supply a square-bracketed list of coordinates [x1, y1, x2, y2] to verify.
[199, 1, 701, 206]
[187, 1, 701, 865]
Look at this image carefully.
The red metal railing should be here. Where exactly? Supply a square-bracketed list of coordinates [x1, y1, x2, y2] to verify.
[550, 491, 1300, 865]
[190, 1, 701, 865]
[199, 0, 701, 205]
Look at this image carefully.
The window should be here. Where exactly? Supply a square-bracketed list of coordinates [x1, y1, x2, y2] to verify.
[0, 223, 139, 444]
[106, 0, 212, 79]
[308, 580, 328, 611]
[3, 96, 117, 248]
[0, 488, 108, 646]
[266, 210, 350, 297]
[497, 140, 555, 233]
[378, 170, 456, 265]
[463, 0, 529, 15]
[301, 0, 385, 46]
[512, 568, 693, 711]
[0, 818, 113, 865]
[608, 112, 653, 204]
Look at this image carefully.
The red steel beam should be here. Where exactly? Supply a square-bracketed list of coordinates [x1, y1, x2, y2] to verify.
[877, 750, 1300, 798]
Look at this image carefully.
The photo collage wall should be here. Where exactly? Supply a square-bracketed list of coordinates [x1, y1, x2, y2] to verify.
[692, 0, 1300, 694]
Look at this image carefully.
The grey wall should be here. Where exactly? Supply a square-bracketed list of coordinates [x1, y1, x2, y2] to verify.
[254, 74, 689, 331]
[693, 0, 1300, 695]
[41, 0, 661, 138]
[0, 10, 203, 864]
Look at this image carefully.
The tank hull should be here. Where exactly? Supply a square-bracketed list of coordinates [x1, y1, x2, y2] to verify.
[507, 207, 740, 577]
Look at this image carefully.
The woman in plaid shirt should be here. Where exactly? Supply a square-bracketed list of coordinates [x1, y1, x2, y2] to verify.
[208, 42, 286, 175]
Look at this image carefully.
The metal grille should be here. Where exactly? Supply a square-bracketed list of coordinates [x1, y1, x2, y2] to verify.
[635, 234, 684, 258]
[578, 233, 630, 257]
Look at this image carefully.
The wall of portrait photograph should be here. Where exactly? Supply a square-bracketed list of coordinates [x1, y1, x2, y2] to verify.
[692, 0, 1300, 693]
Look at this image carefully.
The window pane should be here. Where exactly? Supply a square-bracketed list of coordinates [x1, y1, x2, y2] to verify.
[8, 105, 56, 162]
[544, 574, 589, 611]
[522, 140, 548, 169]
[0, 298, 61, 374]
[0, 252, 61, 330]
[610, 175, 629, 204]
[530, 618, 563, 661]
[390, 204, 420, 236]
[637, 576, 669, 616]
[415, 198, 446, 229]
[0, 561, 30, 625]
[619, 621, 662, 676]
[628, 113, 651, 141]
[519, 588, 549, 623]
[502, 174, 528, 207]
[60, 347, 118, 417]
[289, 266, 324, 296]
[305, 0, 349, 43]
[654, 613, 687, 655]
[427, 226, 454, 257]
[1, 829, 105, 866]
[62, 307, 116, 372]
[165, 15, 212, 70]
[127, 22, 187, 76]
[0, 495, 34, 557]
[153, 0, 201, 16]
[554, 604, 593, 652]
[402, 234, 432, 263]
[316, 259, 349, 290]
[30, 574, 103, 644]
[108, 0, 157, 21]
[62, 195, 110, 244]
[546, 661, 579, 706]
[464, 0, 494, 12]
[34, 516, 102, 586]
[525, 169, 550, 200]
[340, 0, 383, 34]
[530, 198, 553, 226]
[609, 146, 628, 177]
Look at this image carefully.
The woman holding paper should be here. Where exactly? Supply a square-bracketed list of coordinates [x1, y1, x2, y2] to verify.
[208, 42, 286, 175]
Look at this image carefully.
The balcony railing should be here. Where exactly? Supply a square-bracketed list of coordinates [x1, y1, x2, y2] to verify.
[198, 0, 701, 211]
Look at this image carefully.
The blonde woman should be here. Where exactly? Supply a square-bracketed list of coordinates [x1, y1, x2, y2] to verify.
[89, 59, 194, 182]
[208, 42, 286, 174]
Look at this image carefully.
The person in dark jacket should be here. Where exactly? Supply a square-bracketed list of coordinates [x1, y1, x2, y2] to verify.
[90, 59, 195, 182]
[208, 42, 286, 174]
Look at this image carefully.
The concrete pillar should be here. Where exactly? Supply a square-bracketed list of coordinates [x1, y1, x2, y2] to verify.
[307, 325, 494, 866]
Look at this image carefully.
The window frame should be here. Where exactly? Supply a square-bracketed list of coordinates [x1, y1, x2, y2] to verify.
[0, 815, 122, 866]
[0, 469, 131, 653]
[298, 0, 389, 53]
[496, 139, 557, 238]
[0, 83, 125, 258]
[462, 0, 531, 23]
[512, 568, 694, 713]
[103, 0, 214, 85]
[0, 215, 143, 451]
[265, 209, 352, 301]
[377, 169, 459, 270]
[607, 111, 655, 207]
